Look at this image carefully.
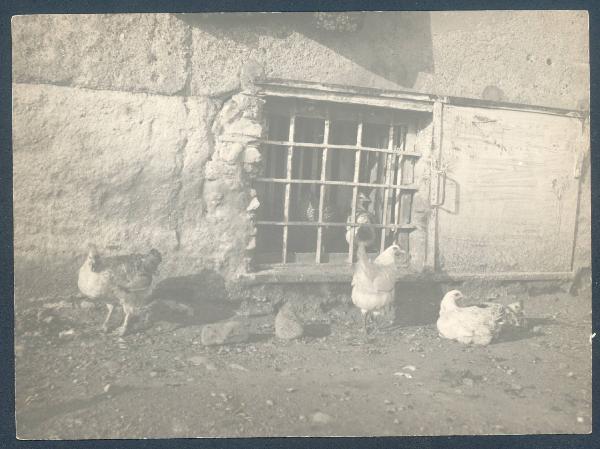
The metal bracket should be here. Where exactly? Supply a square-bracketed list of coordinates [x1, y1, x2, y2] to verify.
[430, 159, 447, 207]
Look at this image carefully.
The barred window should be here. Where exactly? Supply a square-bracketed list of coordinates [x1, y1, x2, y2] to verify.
[254, 97, 420, 266]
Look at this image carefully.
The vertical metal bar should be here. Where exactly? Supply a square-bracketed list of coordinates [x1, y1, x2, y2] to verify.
[282, 114, 296, 264]
[380, 123, 395, 253]
[394, 126, 407, 227]
[348, 121, 363, 263]
[316, 117, 330, 263]
[426, 101, 444, 270]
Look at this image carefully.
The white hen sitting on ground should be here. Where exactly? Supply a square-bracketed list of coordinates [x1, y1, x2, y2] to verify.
[78, 244, 162, 336]
[351, 231, 403, 335]
[436, 290, 526, 345]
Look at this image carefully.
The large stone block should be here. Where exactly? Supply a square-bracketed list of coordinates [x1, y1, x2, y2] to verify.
[12, 14, 189, 95]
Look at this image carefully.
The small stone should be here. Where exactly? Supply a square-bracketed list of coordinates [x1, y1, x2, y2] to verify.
[567, 372, 575, 378]
[286, 388, 296, 393]
[311, 412, 332, 424]
[149, 371, 158, 378]
[266, 399, 274, 406]
[58, 329, 75, 338]
[462, 378, 474, 387]
[384, 399, 392, 404]
[246, 196, 260, 212]
[103, 384, 112, 393]
[218, 142, 245, 163]
[402, 365, 417, 372]
[532, 325, 542, 334]
[275, 303, 304, 340]
[299, 415, 306, 421]
[393, 418, 400, 424]
[229, 363, 249, 372]
[201, 321, 249, 346]
[188, 356, 207, 366]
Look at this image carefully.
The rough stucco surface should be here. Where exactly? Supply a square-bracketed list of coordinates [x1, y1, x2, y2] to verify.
[12, 83, 219, 295]
[13, 11, 589, 108]
[417, 11, 589, 109]
[12, 14, 190, 95]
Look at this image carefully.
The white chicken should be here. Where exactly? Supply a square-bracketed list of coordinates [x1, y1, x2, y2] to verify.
[78, 244, 162, 336]
[436, 290, 526, 345]
[351, 236, 403, 335]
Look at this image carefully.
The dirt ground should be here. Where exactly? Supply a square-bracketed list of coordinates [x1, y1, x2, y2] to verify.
[14, 281, 592, 439]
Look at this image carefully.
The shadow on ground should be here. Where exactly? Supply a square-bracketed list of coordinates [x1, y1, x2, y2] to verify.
[150, 270, 236, 326]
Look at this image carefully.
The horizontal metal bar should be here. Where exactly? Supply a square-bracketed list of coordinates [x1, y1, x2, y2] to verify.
[261, 139, 421, 157]
[255, 178, 418, 191]
[256, 220, 416, 230]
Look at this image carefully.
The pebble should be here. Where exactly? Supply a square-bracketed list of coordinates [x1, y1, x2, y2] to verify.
[393, 418, 400, 424]
[266, 399, 274, 406]
[462, 378, 474, 387]
[58, 329, 75, 338]
[286, 388, 296, 393]
[149, 371, 158, 378]
[311, 412, 332, 424]
[188, 356, 207, 366]
[103, 384, 112, 393]
[567, 372, 575, 378]
[229, 363, 249, 372]
[384, 399, 392, 404]
[402, 365, 417, 372]
[275, 303, 304, 340]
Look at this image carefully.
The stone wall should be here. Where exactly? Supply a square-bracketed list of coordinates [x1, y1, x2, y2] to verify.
[13, 12, 589, 107]
[12, 12, 590, 296]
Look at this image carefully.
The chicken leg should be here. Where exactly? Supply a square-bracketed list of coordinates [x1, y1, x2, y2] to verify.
[362, 309, 372, 335]
[101, 304, 114, 333]
[116, 310, 131, 337]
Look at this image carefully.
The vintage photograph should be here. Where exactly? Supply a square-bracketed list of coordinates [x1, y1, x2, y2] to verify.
[12, 11, 591, 438]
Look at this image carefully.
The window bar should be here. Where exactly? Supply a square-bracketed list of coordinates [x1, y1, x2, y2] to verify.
[255, 178, 418, 190]
[259, 139, 421, 157]
[393, 126, 406, 232]
[380, 123, 395, 253]
[315, 116, 331, 263]
[281, 114, 296, 264]
[347, 121, 363, 263]
[400, 126, 415, 226]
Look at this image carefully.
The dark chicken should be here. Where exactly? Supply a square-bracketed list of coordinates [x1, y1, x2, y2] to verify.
[78, 244, 162, 336]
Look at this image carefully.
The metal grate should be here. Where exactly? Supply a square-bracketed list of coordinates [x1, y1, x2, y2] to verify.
[255, 99, 420, 265]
